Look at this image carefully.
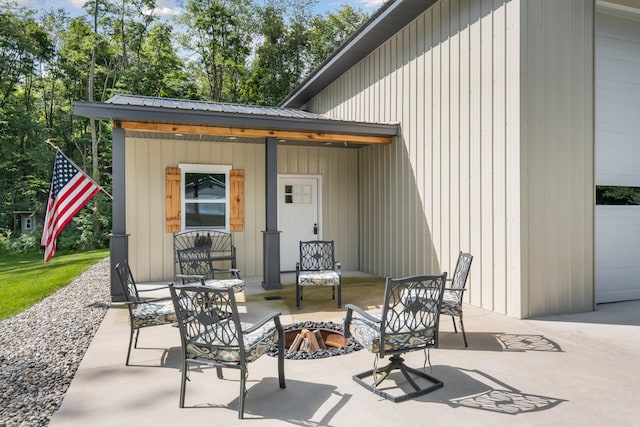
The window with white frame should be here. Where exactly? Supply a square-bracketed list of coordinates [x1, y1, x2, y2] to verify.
[180, 164, 231, 230]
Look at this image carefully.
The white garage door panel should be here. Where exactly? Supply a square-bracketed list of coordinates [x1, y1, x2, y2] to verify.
[595, 131, 640, 186]
[595, 206, 640, 303]
[595, 12, 640, 303]
[596, 87, 640, 129]
[595, 269, 640, 303]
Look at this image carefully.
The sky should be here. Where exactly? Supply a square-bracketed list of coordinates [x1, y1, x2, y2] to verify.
[18, 0, 386, 19]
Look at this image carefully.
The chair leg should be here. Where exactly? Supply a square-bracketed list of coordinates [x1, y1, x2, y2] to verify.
[296, 284, 302, 309]
[238, 366, 247, 419]
[134, 328, 141, 348]
[337, 284, 342, 308]
[451, 315, 458, 333]
[126, 326, 135, 366]
[458, 315, 468, 347]
[277, 328, 286, 389]
[179, 357, 187, 408]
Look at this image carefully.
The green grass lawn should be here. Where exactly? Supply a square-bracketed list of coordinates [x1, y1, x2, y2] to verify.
[0, 249, 109, 321]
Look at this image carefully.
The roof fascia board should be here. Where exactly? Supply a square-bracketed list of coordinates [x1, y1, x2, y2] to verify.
[280, 0, 438, 109]
[118, 121, 392, 144]
[72, 101, 398, 137]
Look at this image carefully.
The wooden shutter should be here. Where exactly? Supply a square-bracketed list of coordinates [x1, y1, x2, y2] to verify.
[230, 169, 244, 231]
[166, 167, 181, 232]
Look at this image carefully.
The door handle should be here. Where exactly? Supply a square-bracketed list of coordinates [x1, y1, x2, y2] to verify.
[313, 223, 318, 235]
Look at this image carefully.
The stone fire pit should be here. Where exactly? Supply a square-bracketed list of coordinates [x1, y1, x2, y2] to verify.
[267, 321, 362, 360]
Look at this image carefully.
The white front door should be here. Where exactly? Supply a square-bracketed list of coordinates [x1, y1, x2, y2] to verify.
[278, 175, 321, 271]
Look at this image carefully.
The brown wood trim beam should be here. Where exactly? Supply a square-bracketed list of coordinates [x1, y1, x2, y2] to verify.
[116, 121, 392, 145]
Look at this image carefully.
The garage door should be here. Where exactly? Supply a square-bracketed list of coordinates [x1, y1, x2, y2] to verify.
[595, 11, 640, 303]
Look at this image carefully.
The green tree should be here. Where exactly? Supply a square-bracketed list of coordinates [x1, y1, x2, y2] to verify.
[137, 23, 197, 97]
[0, 8, 53, 106]
[178, 0, 252, 102]
[243, 3, 311, 105]
[111, 0, 161, 94]
[308, 3, 368, 69]
[0, 7, 54, 231]
[243, 1, 367, 105]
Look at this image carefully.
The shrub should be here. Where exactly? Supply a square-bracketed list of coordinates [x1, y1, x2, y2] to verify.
[0, 229, 11, 255]
[10, 230, 41, 253]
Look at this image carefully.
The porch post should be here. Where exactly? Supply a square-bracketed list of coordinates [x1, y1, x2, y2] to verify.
[110, 125, 128, 301]
[262, 136, 282, 289]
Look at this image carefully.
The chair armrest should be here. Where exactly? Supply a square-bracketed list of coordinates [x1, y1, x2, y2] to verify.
[137, 284, 170, 293]
[123, 297, 172, 305]
[442, 288, 466, 306]
[344, 304, 380, 338]
[213, 268, 241, 279]
[345, 304, 380, 323]
[176, 274, 206, 283]
[143, 296, 174, 304]
[335, 262, 342, 274]
[243, 311, 283, 334]
[347, 304, 380, 323]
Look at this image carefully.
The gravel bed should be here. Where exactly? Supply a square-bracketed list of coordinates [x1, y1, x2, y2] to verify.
[0, 258, 111, 427]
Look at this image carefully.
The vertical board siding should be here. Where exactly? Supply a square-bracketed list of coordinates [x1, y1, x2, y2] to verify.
[126, 138, 358, 282]
[505, 0, 522, 317]
[306, 0, 594, 317]
[520, 0, 594, 317]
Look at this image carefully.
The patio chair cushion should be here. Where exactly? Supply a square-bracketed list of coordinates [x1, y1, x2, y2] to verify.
[348, 316, 437, 353]
[441, 290, 462, 316]
[298, 270, 340, 287]
[202, 278, 245, 293]
[186, 320, 279, 363]
[131, 300, 177, 328]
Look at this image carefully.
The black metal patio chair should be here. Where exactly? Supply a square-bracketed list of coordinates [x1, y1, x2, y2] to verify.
[173, 230, 239, 278]
[114, 261, 176, 365]
[175, 246, 244, 293]
[169, 283, 286, 418]
[344, 273, 447, 402]
[296, 240, 342, 309]
[442, 252, 473, 347]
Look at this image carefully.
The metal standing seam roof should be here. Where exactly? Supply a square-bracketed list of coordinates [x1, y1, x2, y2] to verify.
[73, 94, 398, 138]
[106, 94, 333, 121]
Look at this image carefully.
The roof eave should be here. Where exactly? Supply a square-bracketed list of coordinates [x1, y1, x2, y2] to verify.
[72, 100, 398, 137]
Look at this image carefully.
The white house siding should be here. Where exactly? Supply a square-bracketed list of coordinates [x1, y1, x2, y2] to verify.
[305, 0, 594, 318]
[125, 137, 359, 282]
[520, 0, 594, 317]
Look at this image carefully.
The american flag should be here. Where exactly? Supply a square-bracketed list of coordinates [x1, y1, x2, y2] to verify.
[41, 149, 101, 262]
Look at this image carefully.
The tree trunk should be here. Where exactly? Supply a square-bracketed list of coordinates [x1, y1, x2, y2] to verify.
[89, 2, 101, 244]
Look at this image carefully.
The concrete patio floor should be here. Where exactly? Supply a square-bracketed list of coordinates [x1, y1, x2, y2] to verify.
[49, 274, 640, 426]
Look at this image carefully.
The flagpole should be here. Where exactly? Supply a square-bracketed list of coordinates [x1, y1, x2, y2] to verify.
[45, 139, 113, 200]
